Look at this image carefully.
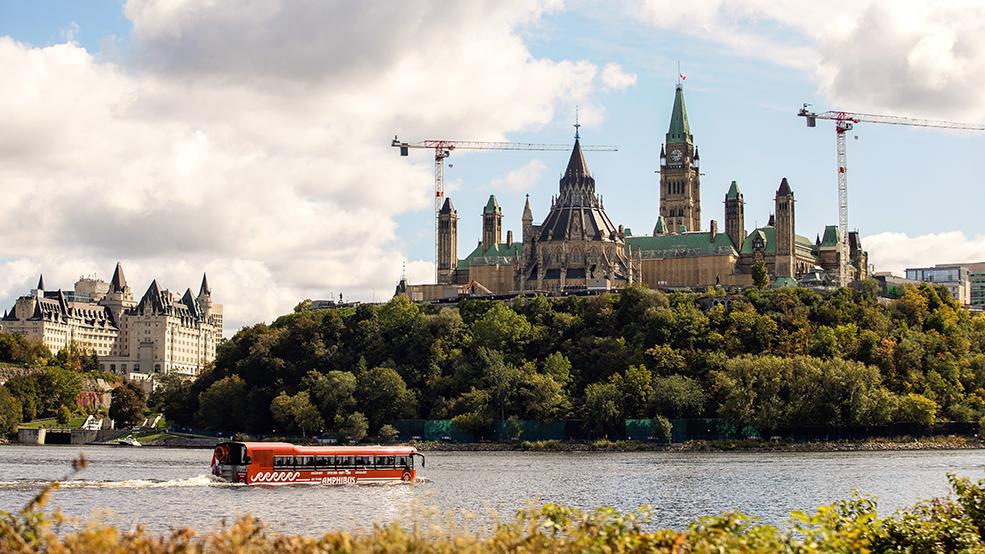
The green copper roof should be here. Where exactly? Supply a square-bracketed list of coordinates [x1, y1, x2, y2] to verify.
[772, 276, 798, 289]
[653, 216, 667, 235]
[483, 195, 500, 214]
[820, 225, 840, 248]
[667, 84, 691, 144]
[458, 241, 522, 268]
[626, 231, 737, 258]
[726, 180, 741, 200]
[739, 225, 815, 256]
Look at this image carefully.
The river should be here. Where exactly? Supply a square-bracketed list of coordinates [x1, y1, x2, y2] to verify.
[0, 445, 980, 535]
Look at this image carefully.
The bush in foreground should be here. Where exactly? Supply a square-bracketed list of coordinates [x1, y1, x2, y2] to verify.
[3, 456, 985, 552]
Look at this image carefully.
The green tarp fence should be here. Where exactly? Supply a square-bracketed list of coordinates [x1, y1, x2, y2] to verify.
[389, 418, 758, 443]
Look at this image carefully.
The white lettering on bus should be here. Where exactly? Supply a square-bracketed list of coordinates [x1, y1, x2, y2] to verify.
[321, 476, 357, 485]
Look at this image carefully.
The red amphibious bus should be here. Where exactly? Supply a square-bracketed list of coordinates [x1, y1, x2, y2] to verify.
[211, 442, 424, 485]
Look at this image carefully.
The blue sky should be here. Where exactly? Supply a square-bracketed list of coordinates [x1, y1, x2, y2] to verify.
[1, 1, 984, 330]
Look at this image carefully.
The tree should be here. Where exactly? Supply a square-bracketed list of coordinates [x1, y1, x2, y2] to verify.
[518, 373, 570, 423]
[896, 393, 938, 427]
[36, 367, 82, 418]
[478, 348, 520, 420]
[472, 303, 532, 355]
[752, 259, 770, 289]
[271, 391, 324, 436]
[339, 411, 368, 442]
[109, 383, 146, 427]
[354, 367, 416, 431]
[652, 375, 706, 419]
[542, 352, 572, 388]
[377, 424, 400, 443]
[302, 370, 356, 424]
[196, 375, 248, 431]
[620, 365, 653, 418]
[4, 374, 39, 421]
[0, 386, 23, 435]
[148, 374, 195, 426]
[584, 379, 623, 435]
[653, 415, 673, 444]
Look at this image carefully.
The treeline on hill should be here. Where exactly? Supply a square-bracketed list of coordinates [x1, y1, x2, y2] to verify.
[0, 335, 134, 435]
[151, 280, 985, 440]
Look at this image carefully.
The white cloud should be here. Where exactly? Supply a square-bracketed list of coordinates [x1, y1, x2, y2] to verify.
[0, 1, 625, 334]
[863, 230, 985, 275]
[600, 63, 637, 90]
[631, 0, 985, 119]
[490, 159, 548, 192]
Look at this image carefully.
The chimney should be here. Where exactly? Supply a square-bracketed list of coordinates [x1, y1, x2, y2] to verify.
[506, 230, 513, 246]
[710, 220, 718, 241]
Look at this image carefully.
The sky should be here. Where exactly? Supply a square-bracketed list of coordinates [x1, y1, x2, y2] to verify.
[2, 0, 985, 335]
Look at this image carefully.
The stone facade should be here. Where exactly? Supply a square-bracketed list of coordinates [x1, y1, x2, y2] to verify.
[398, 83, 869, 300]
[1, 263, 222, 379]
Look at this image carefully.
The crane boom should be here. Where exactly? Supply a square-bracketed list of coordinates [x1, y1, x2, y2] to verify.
[799, 106, 985, 287]
[391, 136, 618, 282]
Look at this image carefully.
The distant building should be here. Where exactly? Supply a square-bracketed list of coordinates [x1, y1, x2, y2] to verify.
[905, 262, 985, 307]
[399, 83, 867, 301]
[1, 263, 222, 379]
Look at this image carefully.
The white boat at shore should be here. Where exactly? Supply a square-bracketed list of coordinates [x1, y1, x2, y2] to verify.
[117, 435, 142, 447]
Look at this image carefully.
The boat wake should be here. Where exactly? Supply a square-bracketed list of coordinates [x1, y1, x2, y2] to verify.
[0, 474, 243, 491]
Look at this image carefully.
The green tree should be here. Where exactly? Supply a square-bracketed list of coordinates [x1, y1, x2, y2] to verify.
[270, 391, 324, 436]
[584, 379, 623, 435]
[355, 367, 416, 431]
[896, 393, 938, 427]
[620, 365, 653, 418]
[0, 386, 23, 435]
[472, 303, 532, 356]
[478, 348, 521, 420]
[653, 415, 673, 444]
[542, 352, 572, 388]
[303, 370, 357, 424]
[196, 375, 248, 431]
[652, 375, 706, 418]
[752, 259, 770, 289]
[148, 374, 195, 426]
[109, 383, 146, 427]
[3, 374, 39, 421]
[518, 373, 570, 422]
[36, 367, 82, 417]
[377, 424, 400, 443]
[339, 411, 368, 442]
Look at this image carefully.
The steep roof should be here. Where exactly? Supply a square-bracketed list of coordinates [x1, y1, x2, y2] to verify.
[777, 177, 793, 196]
[439, 197, 456, 214]
[564, 138, 591, 178]
[626, 230, 737, 258]
[726, 180, 742, 200]
[667, 84, 692, 144]
[820, 225, 840, 248]
[458, 242, 523, 269]
[739, 225, 815, 256]
[653, 216, 668, 235]
[521, 194, 533, 222]
[111, 262, 127, 291]
[199, 273, 211, 296]
[37, 274, 45, 290]
[483, 195, 500, 214]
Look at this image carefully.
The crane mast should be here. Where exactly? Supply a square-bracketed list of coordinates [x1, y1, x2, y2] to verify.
[799, 106, 985, 287]
[392, 136, 617, 282]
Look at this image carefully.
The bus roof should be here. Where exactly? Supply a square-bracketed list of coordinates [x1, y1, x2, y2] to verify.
[227, 442, 418, 456]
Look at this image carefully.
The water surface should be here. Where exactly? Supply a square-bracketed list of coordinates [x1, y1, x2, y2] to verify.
[0, 445, 980, 535]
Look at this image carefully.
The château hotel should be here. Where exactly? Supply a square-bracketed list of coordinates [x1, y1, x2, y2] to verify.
[1, 263, 222, 379]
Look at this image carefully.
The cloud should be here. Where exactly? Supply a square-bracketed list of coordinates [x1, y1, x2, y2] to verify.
[600, 63, 637, 90]
[0, 1, 625, 334]
[631, 0, 985, 119]
[863, 230, 985, 275]
[490, 159, 548, 192]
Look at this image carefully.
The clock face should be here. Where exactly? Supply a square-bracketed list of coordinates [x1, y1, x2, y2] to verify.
[670, 148, 683, 162]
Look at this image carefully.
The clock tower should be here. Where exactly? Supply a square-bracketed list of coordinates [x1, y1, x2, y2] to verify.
[658, 83, 701, 233]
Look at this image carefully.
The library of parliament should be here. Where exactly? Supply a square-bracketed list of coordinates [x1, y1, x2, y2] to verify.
[400, 83, 868, 301]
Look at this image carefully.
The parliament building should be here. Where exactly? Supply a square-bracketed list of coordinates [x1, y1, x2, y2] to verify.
[401, 83, 869, 301]
[1, 263, 222, 379]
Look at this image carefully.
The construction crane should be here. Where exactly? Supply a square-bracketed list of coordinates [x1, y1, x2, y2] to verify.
[391, 134, 618, 282]
[798, 106, 985, 287]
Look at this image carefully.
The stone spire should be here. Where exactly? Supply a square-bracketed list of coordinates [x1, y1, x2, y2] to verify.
[653, 216, 668, 235]
[37, 274, 45, 291]
[111, 262, 127, 292]
[522, 194, 533, 223]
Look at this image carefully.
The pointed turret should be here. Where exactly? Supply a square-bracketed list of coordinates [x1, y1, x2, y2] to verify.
[483, 194, 500, 214]
[37, 274, 45, 291]
[777, 177, 793, 196]
[522, 194, 533, 223]
[667, 83, 692, 144]
[653, 216, 668, 235]
[439, 197, 455, 214]
[564, 138, 591, 178]
[199, 273, 211, 297]
[726, 180, 741, 200]
[111, 262, 127, 292]
[481, 194, 502, 251]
